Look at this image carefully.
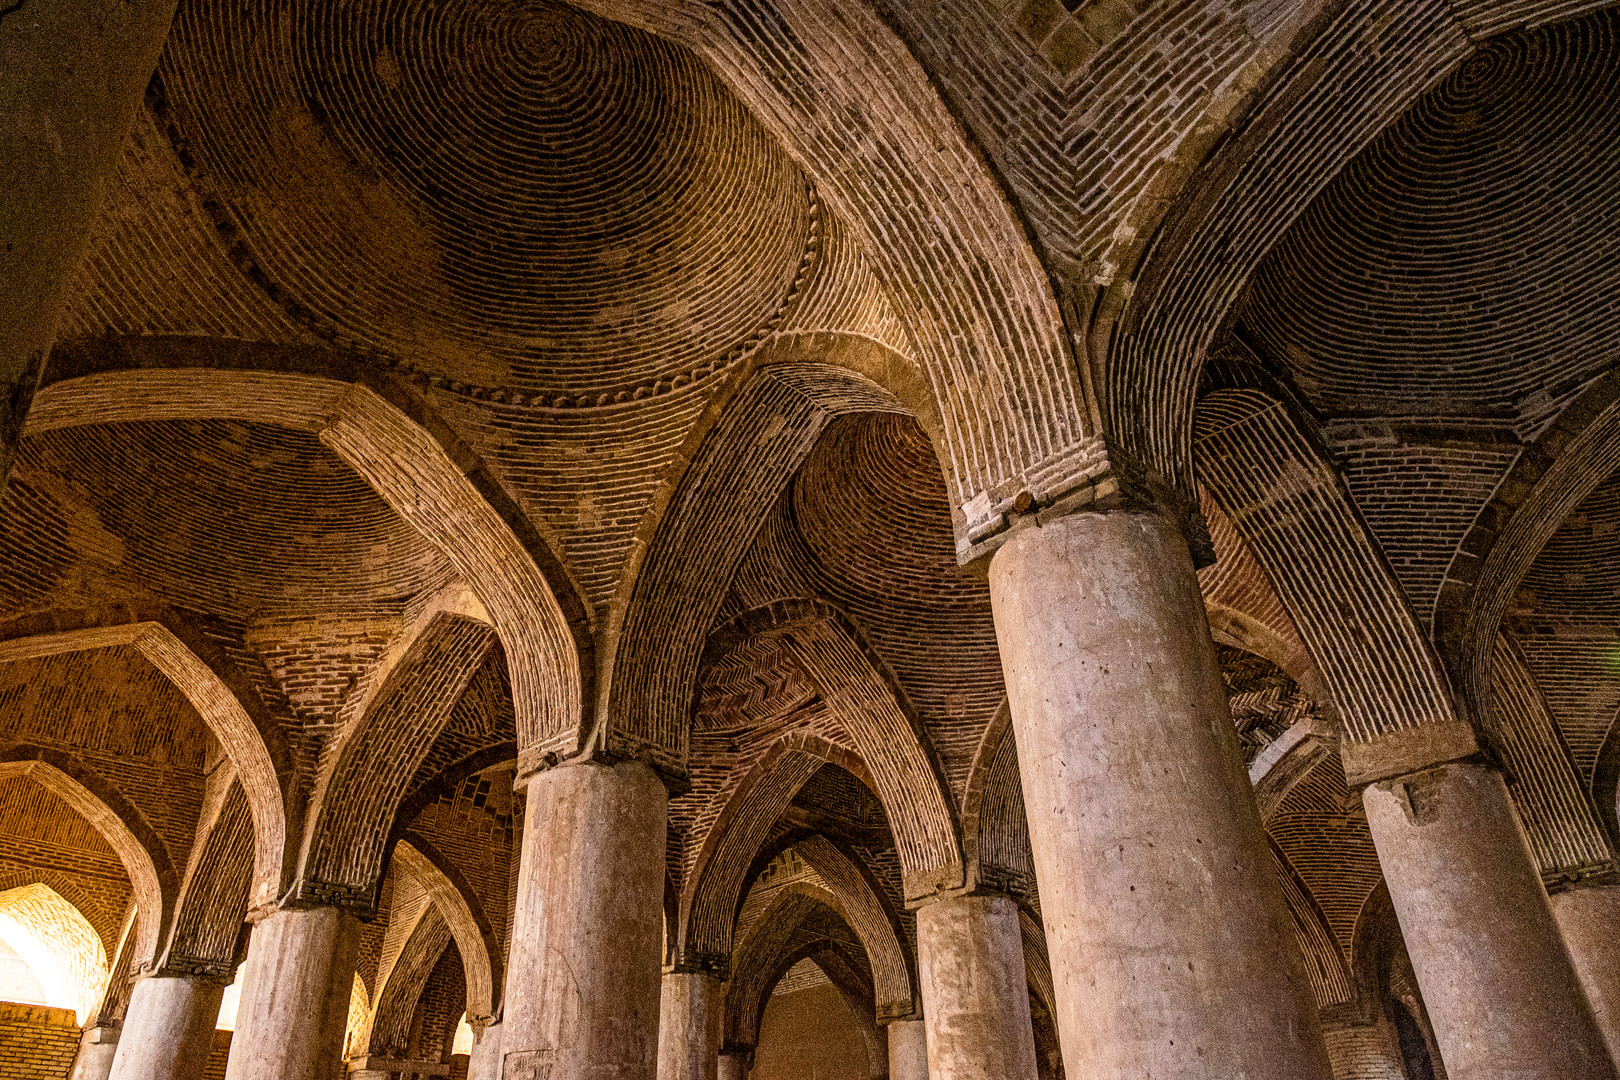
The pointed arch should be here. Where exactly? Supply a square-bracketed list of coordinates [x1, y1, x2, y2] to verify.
[723, 885, 876, 1055]
[0, 746, 176, 968]
[597, 340, 921, 777]
[0, 613, 288, 908]
[789, 834, 914, 1023]
[160, 775, 255, 979]
[1110, 0, 1620, 494]
[1268, 838, 1356, 1011]
[298, 611, 498, 905]
[701, 599, 962, 899]
[28, 337, 589, 761]
[363, 883, 453, 1059]
[1195, 384, 1472, 781]
[395, 835, 502, 1026]
[553, 0, 1092, 537]
[1435, 367, 1620, 735]
[960, 701, 1036, 900]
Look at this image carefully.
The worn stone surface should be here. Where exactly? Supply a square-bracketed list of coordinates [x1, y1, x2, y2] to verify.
[990, 510, 1331, 1080]
[915, 894, 1037, 1080]
[1364, 761, 1615, 1079]
[223, 906, 361, 1080]
[108, 974, 226, 1080]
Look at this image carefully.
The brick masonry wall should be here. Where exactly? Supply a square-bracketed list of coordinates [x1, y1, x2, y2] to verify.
[0, 1001, 80, 1080]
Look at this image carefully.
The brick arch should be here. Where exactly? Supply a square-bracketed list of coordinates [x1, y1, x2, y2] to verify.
[1194, 382, 1469, 778]
[0, 746, 177, 969]
[160, 776, 255, 979]
[27, 336, 591, 761]
[364, 890, 453, 1059]
[700, 600, 963, 901]
[960, 701, 1035, 901]
[723, 884, 877, 1056]
[298, 610, 498, 906]
[0, 869, 118, 960]
[393, 835, 503, 1026]
[548, 0, 1094, 544]
[1269, 837, 1357, 1013]
[786, 835, 914, 1023]
[1434, 367, 1620, 737]
[1017, 906, 1055, 1021]
[1106, 0, 1620, 497]
[0, 611, 289, 909]
[595, 337, 928, 780]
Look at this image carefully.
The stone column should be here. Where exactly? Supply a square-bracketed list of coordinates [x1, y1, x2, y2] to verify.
[886, 1019, 928, 1080]
[0, 0, 181, 493]
[1550, 881, 1620, 1062]
[502, 759, 666, 1080]
[108, 974, 226, 1080]
[914, 893, 1036, 1080]
[69, 1026, 120, 1080]
[1363, 760, 1617, 1078]
[989, 509, 1332, 1080]
[716, 1051, 750, 1080]
[467, 1021, 502, 1080]
[223, 905, 362, 1080]
[658, 971, 722, 1080]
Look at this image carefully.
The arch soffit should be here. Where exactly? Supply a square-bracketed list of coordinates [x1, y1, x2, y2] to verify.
[1017, 906, 1055, 1019]
[593, 333, 931, 779]
[27, 338, 589, 760]
[298, 610, 499, 903]
[1434, 366, 1620, 735]
[0, 746, 177, 969]
[785, 834, 914, 1022]
[726, 884, 873, 1049]
[563, 0, 1093, 536]
[162, 775, 256, 977]
[0, 615, 288, 910]
[1194, 385, 1470, 779]
[701, 599, 963, 898]
[959, 700, 1034, 899]
[395, 834, 502, 1024]
[1108, 0, 1620, 493]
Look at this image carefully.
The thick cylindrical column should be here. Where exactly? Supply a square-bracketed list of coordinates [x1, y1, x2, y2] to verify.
[1364, 760, 1616, 1078]
[503, 759, 666, 1080]
[1551, 882, 1620, 1061]
[886, 1019, 928, 1080]
[223, 905, 361, 1080]
[0, 0, 180, 492]
[716, 1051, 749, 1080]
[108, 974, 226, 1080]
[915, 893, 1037, 1080]
[990, 510, 1331, 1080]
[69, 1027, 120, 1080]
[468, 1021, 503, 1080]
[658, 971, 722, 1080]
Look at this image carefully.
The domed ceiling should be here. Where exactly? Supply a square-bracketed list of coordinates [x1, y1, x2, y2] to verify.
[1241, 11, 1620, 421]
[154, 0, 815, 404]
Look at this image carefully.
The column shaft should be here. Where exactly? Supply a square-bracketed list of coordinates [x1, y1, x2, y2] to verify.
[467, 1021, 502, 1080]
[1363, 761, 1616, 1078]
[716, 1052, 749, 1080]
[915, 893, 1037, 1080]
[989, 510, 1331, 1080]
[0, 0, 179, 491]
[223, 905, 361, 1080]
[502, 759, 666, 1080]
[69, 1028, 120, 1080]
[1550, 882, 1620, 1062]
[658, 972, 722, 1080]
[108, 975, 225, 1080]
[886, 1018, 928, 1080]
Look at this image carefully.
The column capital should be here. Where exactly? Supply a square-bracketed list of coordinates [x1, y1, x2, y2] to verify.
[1340, 721, 1482, 788]
[957, 439, 1213, 573]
